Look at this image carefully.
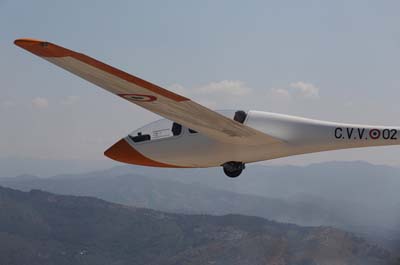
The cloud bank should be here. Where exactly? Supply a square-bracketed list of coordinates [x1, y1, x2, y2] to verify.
[31, 97, 49, 109]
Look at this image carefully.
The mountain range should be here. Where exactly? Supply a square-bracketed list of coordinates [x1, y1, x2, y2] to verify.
[0, 186, 397, 265]
[1, 161, 400, 253]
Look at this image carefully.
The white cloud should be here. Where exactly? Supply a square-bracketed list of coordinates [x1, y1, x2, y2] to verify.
[168, 80, 318, 112]
[289, 81, 319, 98]
[167, 80, 253, 108]
[168, 83, 188, 95]
[270, 88, 290, 98]
[32, 97, 49, 109]
[169, 80, 252, 98]
[268, 81, 320, 100]
[1, 100, 15, 109]
[61, 96, 80, 105]
[196, 80, 252, 96]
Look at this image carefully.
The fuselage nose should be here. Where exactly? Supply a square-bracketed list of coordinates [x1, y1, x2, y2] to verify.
[104, 138, 136, 164]
[104, 138, 185, 168]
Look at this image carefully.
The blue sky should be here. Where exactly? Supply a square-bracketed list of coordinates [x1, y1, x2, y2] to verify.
[2, 0, 400, 165]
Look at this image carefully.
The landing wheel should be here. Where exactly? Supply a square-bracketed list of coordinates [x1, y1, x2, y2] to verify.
[222, 161, 245, 178]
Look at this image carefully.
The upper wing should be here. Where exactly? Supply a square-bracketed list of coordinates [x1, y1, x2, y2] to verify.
[14, 38, 281, 145]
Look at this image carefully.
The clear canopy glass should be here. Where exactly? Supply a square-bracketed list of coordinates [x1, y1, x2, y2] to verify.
[129, 109, 242, 142]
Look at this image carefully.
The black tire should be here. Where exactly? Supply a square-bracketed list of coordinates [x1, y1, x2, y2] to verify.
[222, 161, 245, 178]
[223, 167, 243, 178]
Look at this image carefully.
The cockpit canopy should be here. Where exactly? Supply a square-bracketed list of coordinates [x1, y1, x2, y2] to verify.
[129, 119, 184, 143]
[128, 110, 247, 143]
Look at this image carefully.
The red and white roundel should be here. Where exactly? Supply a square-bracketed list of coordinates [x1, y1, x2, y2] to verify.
[119, 94, 157, 102]
[369, 129, 381, 139]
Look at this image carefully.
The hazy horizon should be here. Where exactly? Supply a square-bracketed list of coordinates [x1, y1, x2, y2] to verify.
[1, 156, 399, 178]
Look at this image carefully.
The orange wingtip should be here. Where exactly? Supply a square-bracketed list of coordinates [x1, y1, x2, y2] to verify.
[14, 38, 189, 102]
[14, 38, 44, 44]
[14, 38, 72, 57]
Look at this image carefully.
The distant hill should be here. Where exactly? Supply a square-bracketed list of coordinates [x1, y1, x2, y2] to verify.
[0, 186, 396, 265]
[2, 161, 400, 253]
[0, 157, 116, 177]
[0, 172, 340, 225]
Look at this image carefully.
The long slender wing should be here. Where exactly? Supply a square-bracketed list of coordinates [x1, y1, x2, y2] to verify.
[15, 38, 281, 145]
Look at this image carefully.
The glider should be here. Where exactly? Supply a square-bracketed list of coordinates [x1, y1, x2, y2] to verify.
[15, 38, 400, 177]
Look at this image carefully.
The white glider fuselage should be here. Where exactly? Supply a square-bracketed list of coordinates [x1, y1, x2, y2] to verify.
[115, 110, 400, 168]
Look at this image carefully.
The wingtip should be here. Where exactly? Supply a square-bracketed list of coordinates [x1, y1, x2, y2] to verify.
[14, 38, 46, 46]
[14, 38, 71, 57]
